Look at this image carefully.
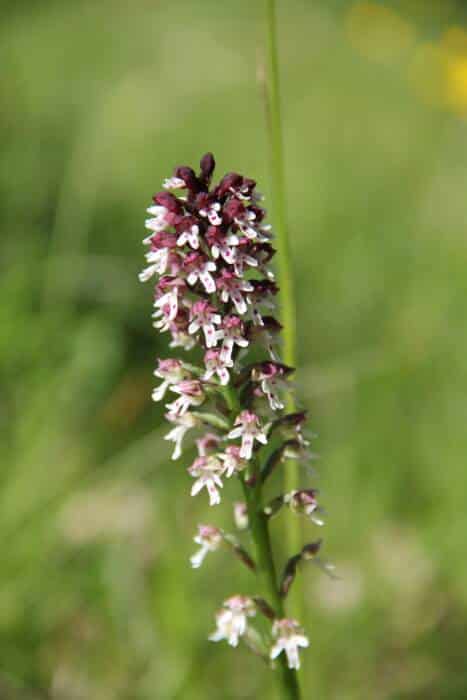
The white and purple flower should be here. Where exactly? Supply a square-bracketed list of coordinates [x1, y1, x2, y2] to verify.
[152, 358, 187, 402]
[209, 595, 257, 647]
[188, 300, 222, 348]
[219, 445, 248, 478]
[284, 489, 324, 526]
[203, 349, 232, 386]
[164, 411, 200, 460]
[183, 252, 217, 294]
[190, 524, 223, 569]
[270, 618, 309, 670]
[188, 455, 225, 506]
[166, 379, 205, 416]
[219, 315, 249, 364]
[228, 410, 268, 460]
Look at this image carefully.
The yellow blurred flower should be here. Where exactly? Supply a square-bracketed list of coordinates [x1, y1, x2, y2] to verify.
[408, 27, 467, 117]
[446, 58, 467, 114]
[441, 28, 467, 115]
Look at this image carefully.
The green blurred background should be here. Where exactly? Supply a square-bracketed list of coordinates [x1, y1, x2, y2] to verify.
[2, 0, 467, 697]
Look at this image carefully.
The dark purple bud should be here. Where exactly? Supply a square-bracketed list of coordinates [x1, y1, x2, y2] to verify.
[274, 411, 308, 429]
[249, 279, 279, 300]
[252, 361, 295, 380]
[153, 191, 182, 213]
[246, 316, 283, 342]
[233, 544, 256, 571]
[280, 554, 302, 597]
[263, 494, 286, 517]
[291, 489, 319, 509]
[217, 172, 243, 198]
[241, 177, 256, 193]
[194, 191, 210, 210]
[261, 316, 283, 333]
[301, 539, 323, 560]
[148, 231, 178, 250]
[253, 242, 276, 262]
[222, 198, 245, 223]
[249, 205, 265, 222]
[174, 215, 200, 235]
[268, 411, 309, 444]
[252, 596, 276, 620]
[280, 541, 324, 597]
[174, 166, 202, 193]
[260, 440, 304, 484]
[199, 152, 216, 183]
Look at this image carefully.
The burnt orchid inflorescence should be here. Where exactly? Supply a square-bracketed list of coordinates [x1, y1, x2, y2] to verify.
[139, 153, 328, 678]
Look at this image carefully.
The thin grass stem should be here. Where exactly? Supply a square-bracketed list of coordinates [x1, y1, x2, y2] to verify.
[263, 0, 302, 581]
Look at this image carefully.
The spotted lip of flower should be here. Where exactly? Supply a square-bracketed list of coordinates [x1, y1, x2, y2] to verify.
[183, 252, 217, 294]
[176, 218, 200, 249]
[228, 410, 268, 460]
[190, 524, 223, 569]
[219, 315, 249, 364]
[270, 619, 309, 670]
[188, 300, 222, 348]
[216, 269, 254, 316]
[153, 277, 187, 325]
[188, 455, 225, 506]
[198, 195, 223, 226]
[203, 349, 232, 386]
[205, 226, 238, 264]
[209, 595, 256, 647]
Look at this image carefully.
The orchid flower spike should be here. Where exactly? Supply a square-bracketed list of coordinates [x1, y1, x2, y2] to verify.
[139, 153, 324, 682]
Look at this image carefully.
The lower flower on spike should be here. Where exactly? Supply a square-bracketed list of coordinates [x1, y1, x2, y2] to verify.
[190, 525, 223, 568]
[209, 595, 257, 647]
[228, 410, 268, 460]
[270, 618, 309, 670]
[188, 456, 225, 506]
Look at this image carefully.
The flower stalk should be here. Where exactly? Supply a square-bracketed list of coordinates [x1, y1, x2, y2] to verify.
[139, 154, 322, 698]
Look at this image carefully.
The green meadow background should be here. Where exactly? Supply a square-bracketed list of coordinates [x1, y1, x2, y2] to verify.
[2, 0, 467, 697]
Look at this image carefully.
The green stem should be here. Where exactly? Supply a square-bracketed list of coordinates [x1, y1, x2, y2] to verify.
[264, 0, 302, 570]
[243, 479, 300, 699]
[223, 386, 300, 699]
